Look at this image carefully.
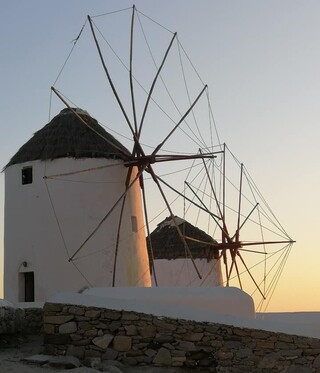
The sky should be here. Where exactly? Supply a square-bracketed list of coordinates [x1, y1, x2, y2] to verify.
[1, 0, 320, 312]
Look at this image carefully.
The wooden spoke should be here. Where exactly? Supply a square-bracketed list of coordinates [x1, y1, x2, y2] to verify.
[138, 32, 177, 137]
[129, 5, 138, 135]
[152, 85, 207, 155]
[148, 166, 202, 279]
[235, 163, 243, 242]
[68, 164, 147, 261]
[87, 16, 136, 138]
[156, 175, 221, 220]
[237, 251, 266, 299]
[112, 193, 127, 286]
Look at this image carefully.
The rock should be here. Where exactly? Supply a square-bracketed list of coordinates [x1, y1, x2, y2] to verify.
[44, 315, 74, 324]
[101, 311, 121, 320]
[59, 321, 77, 334]
[153, 347, 172, 365]
[102, 366, 124, 373]
[66, 345, 85, 359]
[313, 354, 320, 368]
[44, 303, 63, 313]
[102, 348, 118, 360]
[83, 357, 101, 369]
[138, 325, 156, 338]
[113, 336, 132, 352]
[92, 334, 114, 349]
[125, 325, 137, 336]
[69, 306, 85, 315]
[183, 332, 204, 342]
[258, 353, 280, 369]
[177, 341, 196, 351]
[122, 311, 139, 321]
[48, 355, 81, 369]
[284, 366, 312, 373]
[85, 310, 101, 318]
[22, 354, 52, 365]
[61, 368, 100, 373]
[101, 360, 124, 369]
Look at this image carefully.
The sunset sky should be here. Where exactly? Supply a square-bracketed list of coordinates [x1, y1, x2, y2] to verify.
[1, 0, 320, 312]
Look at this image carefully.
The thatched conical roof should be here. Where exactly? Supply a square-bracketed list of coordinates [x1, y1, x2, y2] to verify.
[5, 108, 130, 169]
[147, 216, 219, 262]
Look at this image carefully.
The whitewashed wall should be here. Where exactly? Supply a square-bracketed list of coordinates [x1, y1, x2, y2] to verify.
[4, 157, 150, 303]
[152, 258, 223, 287]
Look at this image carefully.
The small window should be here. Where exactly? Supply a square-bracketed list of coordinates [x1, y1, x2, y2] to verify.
[131, 216, 138, 232]
[22, 167, 33, 185]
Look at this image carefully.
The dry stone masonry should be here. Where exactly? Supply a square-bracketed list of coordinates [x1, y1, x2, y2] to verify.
[0, 304, 42, 334]
[43, 302, 320, 372]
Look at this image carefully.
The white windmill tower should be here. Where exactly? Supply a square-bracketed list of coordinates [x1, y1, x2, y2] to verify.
[3, 108, 151, 303]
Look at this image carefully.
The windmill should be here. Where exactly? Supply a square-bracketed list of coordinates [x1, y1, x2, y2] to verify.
[50, 6, 294, 310]
[4, 6, 294, 310]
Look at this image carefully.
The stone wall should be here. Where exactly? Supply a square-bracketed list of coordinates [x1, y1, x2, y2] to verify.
[0, 306, 43, 335]
[43, 302, 320, 372]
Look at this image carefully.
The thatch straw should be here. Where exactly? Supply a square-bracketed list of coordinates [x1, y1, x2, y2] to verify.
[4, 108, 130, 169]
[147, 216, 219, 262]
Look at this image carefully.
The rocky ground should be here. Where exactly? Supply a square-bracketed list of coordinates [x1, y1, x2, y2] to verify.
[0, 334, 192, 373]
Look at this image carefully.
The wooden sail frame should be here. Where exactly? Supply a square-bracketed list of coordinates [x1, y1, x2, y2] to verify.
[48, 5, 295, 308]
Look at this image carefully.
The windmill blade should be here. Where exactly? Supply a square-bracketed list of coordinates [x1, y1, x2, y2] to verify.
[138, 32, 177, 137]
[152, 84, 207, 155]
[185, 181, 223, 231]
[140, 173, 158, 286]
[235, 163, 244, 242]
[231, 203, 259, 241]
[156, 175, 221, 220]
[87, 15, 136, 139]
[237, 251, 266, 299]
[112, 193, 127, 286]
[234, 259, 243, 290]
[240, 240, 295, 247]
[129, 5, 139, 135]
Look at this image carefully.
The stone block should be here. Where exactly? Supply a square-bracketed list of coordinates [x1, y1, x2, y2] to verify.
[47, 355, 81, 369]
[66, 345, 85, 359]
[183, 332, 204, 342]
[153, 347, 172, 365]
[43, 323, 55, 334]
[84, 329, 98, 337]
[304, 349, 320, 356]
[92, 334, 114, 350]
[125, 325, 137, 336]
[44, 315, 74, 324]
[109, 321, 122, 332]
[284, 366, 312, 373]
[113, 335, 132, 352]
[121, 311, 139, 321]
[44, 303, 63, 313]
[101, 348, 118, 360]
[69, 306, 85, 316]
[101, 311, 121, 320]
[59, 321, 77, 334]
[177, 341, 196, 352]
[138, 325, 156, 338]
[85, 310, 101, 319]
